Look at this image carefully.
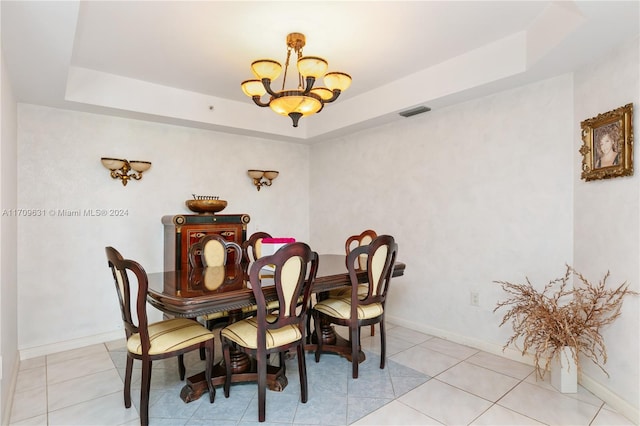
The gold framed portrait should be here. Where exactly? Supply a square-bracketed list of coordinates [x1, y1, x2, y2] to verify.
[580, 103, 634, 181]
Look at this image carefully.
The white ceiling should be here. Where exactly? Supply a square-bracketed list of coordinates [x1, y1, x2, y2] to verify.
[2, 1, 638, 143]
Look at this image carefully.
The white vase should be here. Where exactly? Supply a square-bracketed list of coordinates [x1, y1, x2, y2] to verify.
[550, 346, 578, 393]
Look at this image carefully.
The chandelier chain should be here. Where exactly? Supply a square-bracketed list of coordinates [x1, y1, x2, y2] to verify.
[281, 47, 293, 91]
[281, 44, 306, 90]
[296, 48, 304, 90]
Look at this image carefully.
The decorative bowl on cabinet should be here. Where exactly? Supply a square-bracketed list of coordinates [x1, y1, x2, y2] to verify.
[185, 199, 227, 214]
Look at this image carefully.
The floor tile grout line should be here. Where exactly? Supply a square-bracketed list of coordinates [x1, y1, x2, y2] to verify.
[430, 377, 496, 405]
[491, 370, 608, 425]
[431, 372, 584, 425]
[430, 356, 467, 380]
[516, 370, 608, 410]
[588, 403, 607, 426]
[44, 346, 112, 367]
[460, 351, 536, 379]
[428, 376, 545, 426]
[44, 344, 140, 424]
[468, 402, 496, 425]
[385, 398, 445, 426]
[490, 372, 541, 424]
[414, 339, 482, 362]
[46, 389, 123, 418]
[45, 365, 119, 389]
[437, 356, 534, 387]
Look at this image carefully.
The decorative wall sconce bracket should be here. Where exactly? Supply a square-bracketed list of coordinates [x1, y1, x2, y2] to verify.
[101, 157, 151, 186]
[248, 169, 279, 191]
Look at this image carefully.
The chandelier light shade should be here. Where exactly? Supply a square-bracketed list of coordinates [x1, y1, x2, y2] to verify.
[241, 33, 351, 127]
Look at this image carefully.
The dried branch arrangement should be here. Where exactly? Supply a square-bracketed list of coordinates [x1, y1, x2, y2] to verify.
[494, 265, 637, 379]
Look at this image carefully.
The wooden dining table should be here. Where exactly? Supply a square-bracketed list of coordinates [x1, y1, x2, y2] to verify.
[146, 254, 406, 402]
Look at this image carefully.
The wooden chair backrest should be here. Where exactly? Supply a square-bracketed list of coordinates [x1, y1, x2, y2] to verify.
[249, 242, 318, 336]
[346, 235, 398, 306]
[105, 246, 151, 353]
[242, 232, 273, 264]
[189, 234, 242, 268]
[345, 229, 378, 270]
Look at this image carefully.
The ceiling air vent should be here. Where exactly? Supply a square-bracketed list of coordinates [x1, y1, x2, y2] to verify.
[399, 106, 431, 118]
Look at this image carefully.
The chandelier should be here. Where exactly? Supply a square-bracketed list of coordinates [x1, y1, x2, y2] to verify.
[241, 33, 351, 127]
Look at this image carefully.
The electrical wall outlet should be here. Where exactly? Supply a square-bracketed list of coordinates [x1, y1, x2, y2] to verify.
[470, 291, 479, 307]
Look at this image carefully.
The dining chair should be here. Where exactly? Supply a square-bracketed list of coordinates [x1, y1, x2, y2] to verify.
[328, 229, 378, 336]
[221, 242, 319, 422]
[241, 231, 272, 263]
[188, 234, 243, 268]
[312, 235, 398, 379]
[105, 247, 215, 426]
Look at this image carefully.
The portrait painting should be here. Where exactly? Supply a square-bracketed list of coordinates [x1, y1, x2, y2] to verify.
[580, 103, 634, 181]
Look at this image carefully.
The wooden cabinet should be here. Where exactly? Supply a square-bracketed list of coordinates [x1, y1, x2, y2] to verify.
[162, 214, 250, 270]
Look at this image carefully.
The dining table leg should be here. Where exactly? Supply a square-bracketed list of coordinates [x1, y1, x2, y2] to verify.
[179, 355, 289, 402]
[307, 311, 366, 363]
[178, 310, 289, 403]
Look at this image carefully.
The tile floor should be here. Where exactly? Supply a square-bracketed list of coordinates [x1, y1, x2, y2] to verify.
[9, 323, 634, 425]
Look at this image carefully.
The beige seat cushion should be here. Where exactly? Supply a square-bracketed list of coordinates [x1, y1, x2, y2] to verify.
[202, 299, 281, 321]
[328, 284, 368, 299]
[221, 315, 302, 349]
[127, 318, 214, 355]
[202, 311, 229, 321]
[313, 297, 383, 320]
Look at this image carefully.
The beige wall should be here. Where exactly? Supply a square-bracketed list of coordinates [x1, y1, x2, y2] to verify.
[573, 36, 639, 417]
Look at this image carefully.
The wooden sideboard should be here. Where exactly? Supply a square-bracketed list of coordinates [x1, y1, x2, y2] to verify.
[162, 214, 250, 270]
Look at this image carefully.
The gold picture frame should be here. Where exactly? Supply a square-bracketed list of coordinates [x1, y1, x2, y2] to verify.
[580, 103, 634, 181]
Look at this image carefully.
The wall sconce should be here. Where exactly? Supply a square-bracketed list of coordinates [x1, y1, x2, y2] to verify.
[101, 157, 152, 186]
[248, 169, 279, 191]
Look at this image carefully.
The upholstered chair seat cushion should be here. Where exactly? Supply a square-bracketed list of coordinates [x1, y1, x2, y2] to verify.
[328, 284, 368, 299]
[202, 311, 230, 321]
[221, 315, 302, 349]
[202, 299, 281, 321]
[313, 297, 383, 320]
[127, 318, 215, 355]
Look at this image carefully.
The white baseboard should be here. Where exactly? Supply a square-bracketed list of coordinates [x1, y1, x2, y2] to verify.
[386, 314, 639, 423]
[579, 372, 640, 424]
[19, 330, 123, 360]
